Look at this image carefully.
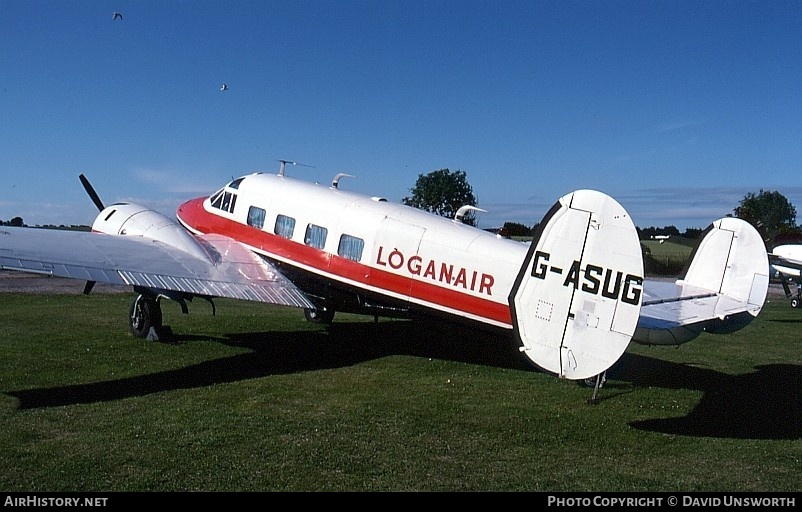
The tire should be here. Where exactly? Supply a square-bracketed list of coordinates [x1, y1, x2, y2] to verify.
[792, 298, 800, 309]
[582, 373, 606, 388]
[304, 307, 335, 325]
[129, 295, 163, 338]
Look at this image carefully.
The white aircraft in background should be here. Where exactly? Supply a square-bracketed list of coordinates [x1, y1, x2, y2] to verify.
[768, 244, 802, 308]
[0, 163, 769, 392]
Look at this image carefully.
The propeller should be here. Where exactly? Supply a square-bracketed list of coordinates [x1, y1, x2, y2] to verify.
[78, 173, 104, 295]
[79, 173, 105, 211]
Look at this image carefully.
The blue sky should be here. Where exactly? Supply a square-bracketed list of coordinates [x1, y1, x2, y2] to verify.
[2, 0, 801, 230]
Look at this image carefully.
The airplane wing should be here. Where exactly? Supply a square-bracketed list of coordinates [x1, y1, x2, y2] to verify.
[634, 217, 769, 346]
[0, 226, 314, 308]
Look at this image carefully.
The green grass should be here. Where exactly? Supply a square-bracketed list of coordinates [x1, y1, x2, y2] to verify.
[642, 239, 694, 263]
[0, 293, 800, 491]
[641, 239, 695, 276]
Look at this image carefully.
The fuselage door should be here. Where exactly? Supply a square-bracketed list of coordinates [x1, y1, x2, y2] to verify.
[371, 216, 427, 300]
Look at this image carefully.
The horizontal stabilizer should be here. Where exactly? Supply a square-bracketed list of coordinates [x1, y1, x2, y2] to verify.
[635, 217, 769, 345]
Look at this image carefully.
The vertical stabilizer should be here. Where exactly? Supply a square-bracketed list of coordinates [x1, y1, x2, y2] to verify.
[678, 217, 769, 328]
[509, 190, 643, 380]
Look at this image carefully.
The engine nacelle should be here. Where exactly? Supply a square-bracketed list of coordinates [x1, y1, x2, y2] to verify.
[91, 203, 211, 262]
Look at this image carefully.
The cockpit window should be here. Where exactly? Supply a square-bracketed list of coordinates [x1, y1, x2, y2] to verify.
[229, 177, 244, 190]
[210, 188, 237, 214]
[210, 189, 224, 209]
[222, 191, 236, 212]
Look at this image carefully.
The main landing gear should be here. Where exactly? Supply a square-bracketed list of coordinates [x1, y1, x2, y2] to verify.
[129, 294, 171, 341]
[127, 290, 215, 340]
[303, 307, 335, 325]
[780, 278, 802, 308]
[583, 372, 607, 405]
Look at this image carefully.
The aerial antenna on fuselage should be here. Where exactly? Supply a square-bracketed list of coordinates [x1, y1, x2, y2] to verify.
[276, 159, 315, 177]
[331, 173, 356, 189]
[454, 205, 487, 224]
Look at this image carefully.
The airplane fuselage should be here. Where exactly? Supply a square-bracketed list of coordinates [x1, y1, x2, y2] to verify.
[176, 172, 529, 330]
[770, 245, 802, 278]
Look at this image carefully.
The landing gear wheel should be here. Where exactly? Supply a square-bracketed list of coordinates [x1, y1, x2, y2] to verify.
[792, 298, 801, 309]
[582, 373, 606, 389]
[129, 295, 163, 339]
[304, 307, 335, 325]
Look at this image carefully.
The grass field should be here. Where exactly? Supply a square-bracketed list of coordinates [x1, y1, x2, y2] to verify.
[0, 292, 800, 492]
[641, 239, 694, 261]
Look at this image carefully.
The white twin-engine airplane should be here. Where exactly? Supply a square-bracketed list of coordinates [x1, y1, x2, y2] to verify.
[768, 244, 802, 308]
[0, 165, 770, 385]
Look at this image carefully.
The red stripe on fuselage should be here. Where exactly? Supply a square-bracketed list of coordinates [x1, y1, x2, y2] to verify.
[176, 197, 513, 327]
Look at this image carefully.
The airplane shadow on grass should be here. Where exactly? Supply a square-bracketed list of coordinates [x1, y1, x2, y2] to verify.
[608, 354, 801, 440]
[7, 319, 801, 440]
[7, 320, 524, 409]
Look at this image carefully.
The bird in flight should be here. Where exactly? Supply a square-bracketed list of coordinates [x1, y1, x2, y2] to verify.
[220, 84, 229, 92]
[113, 12, 122, 20]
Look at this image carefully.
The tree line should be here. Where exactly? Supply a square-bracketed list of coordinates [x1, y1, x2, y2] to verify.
[5, 172, 800, 249]
[0, 217, 91, 231]
[405, 169, 801, 247]
[0, 217, 24, 227]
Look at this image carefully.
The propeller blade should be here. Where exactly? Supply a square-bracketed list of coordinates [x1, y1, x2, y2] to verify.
[83, 281, 96, 295]
[79, 174, 105, 211]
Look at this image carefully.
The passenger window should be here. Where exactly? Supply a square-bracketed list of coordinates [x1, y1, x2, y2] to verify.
[274, 215, 296, 239]
[305, 224, 328, 250]
[338, 234, 364, 262]
[247, 206, 266, 229]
